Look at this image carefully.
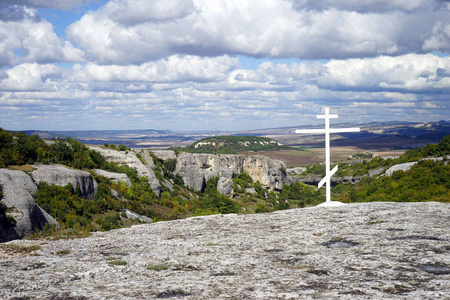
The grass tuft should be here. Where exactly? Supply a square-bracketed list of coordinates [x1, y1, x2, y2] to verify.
[147, 264, 168, 271]
[0, 244, 41, 254]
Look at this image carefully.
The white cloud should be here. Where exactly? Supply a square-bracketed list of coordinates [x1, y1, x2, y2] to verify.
[317, 54, 450, 91]
[1, 53, 449, 131]
[0, 63, 62, 91]
[1, 0, 95, 10]
[69, 55, 238, 85]
[423, 21, 450, 52]
[0, 6, 84, 66]
[65, 0, 450, 64]
[290, 0, 442, 13]
[103, 0, 195, 25]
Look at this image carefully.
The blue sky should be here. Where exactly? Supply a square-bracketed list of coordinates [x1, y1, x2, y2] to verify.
[0, 0, 449, 131]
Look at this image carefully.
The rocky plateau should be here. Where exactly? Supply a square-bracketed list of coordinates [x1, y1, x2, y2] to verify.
[0, 202, 448, 299]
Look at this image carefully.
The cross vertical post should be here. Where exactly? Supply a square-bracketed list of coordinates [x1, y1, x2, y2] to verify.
[295, 107, 360, 205]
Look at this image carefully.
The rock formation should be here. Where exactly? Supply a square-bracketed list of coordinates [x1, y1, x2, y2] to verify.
[1, 202, 448, 299]
[31, 165, 98, 199]
[94, 169, 132, 187]
[385, 162, 418, 176]
[0, 169, 59, 242]
[293, 167, 385, 187]
[89, 147, 161, 197]
[151, 150, 177, 161]
[217, 177, 234, 197]
[295, 174, 362, 186]
[287, 166, 307, 175]
[174, 153, 291, 193]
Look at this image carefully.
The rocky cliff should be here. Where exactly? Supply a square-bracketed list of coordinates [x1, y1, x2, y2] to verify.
[89, 147, 161, 197]
[94, 169, 132, 187]
[174, 152, 291, 193]
[0, 169, 59, 242]
[31, 165, 98, 199]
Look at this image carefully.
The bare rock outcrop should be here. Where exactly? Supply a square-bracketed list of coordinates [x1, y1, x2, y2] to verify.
[1, 202, 448, 299]
[94, 169, 132, 187]
[385, 162, 417, 176]
[31, 165, 98, 199]
[287, 167, 307, 175]
[175, 153, 290, 193]
[89, 147, 161, 197]
[217, 177, 234, 198]
[384, 157, 448, 177]
[0, 169, 59, 242]
[295, 174, 362, 186]
[151, 150, 177, 161]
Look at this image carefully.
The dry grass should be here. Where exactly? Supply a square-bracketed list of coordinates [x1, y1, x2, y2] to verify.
[0, 244, 41, 259]
[8, 165, 37, 172]
[242, 143, 407, 168]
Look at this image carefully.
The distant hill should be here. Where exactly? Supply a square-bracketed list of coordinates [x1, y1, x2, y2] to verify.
[181, 136, 291, 154]
[9, 119, 450, 149]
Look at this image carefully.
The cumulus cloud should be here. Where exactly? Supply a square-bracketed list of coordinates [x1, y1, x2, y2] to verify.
[290, 0, 445, 13]
[317, 54, 450, 91]
[0, 5, 84, 66]
[69, 55, 238, 84]
[103, 0, 195, 25]
[1, 0, 95, 10]
[423, 21, 450, 52]
[0, 0, 449, 130]
[1, 53, 448, 130]
[65, 0, 449, 64]
[0, 63, 63, 91]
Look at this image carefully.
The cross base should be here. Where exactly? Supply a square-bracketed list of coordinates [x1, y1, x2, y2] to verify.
[316, 201, 347, 207]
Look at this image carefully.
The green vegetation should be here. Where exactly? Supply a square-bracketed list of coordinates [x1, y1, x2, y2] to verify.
[106, 258, 127, 266]
[304, 134, 450, 178]
[182, 135, 291, 154]
[147, 264, 168, 271]
[330, 134, 450, 203]
[334, 159, 450, 203]
[1, 126, 449, 241]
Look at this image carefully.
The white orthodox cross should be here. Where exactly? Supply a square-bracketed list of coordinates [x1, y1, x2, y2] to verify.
[295, 107, 360, 205]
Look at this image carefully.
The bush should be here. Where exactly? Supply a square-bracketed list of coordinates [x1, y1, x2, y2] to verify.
[255, 203, 268, 213]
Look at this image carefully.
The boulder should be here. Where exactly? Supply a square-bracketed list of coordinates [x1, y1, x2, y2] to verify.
[287, 167, 307, 175]
[93, 169, 132, 187]
[89, 147, 161, 197]
[217, 177, 234, 198]
[385, 162, 417, 176]
[123, 209, 152, 223]
[31, 165, 98, 199]
[175, 153, 291, 193]
[0, 169, 59, 242]
[245, 187, 257, 195]
[161, 179, 174, 192]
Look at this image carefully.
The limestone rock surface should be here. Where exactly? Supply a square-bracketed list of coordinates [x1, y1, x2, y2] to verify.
[0, 169, 59, 242]
[94, 169, 131, 187]
[89, 147, 161, 197]
[287, 167, 307, 174]
[295, 174, 363, 186]
[151, 150, 177, 161]
[1, 202, 448, 299]
[217, 177, 234, 197]
[175, 153, 290, 192]
[31, 165, 97, 199]
[385, 162, 417, 176]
